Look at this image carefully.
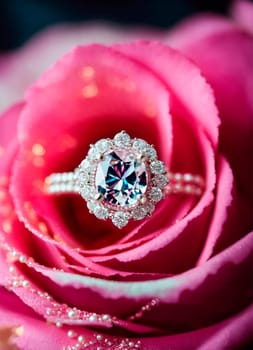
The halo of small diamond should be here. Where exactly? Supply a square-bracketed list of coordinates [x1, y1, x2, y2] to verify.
[77, 131, 167, 228]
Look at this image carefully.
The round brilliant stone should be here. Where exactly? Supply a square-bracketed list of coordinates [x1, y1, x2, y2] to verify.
[150, 160, 165, 174]
[153, 174, 168, 188]
[113, 131, 131, 148]
[132, 206, 147, 220]
[95, 139, 111, 153]
[145, 202, 155, 215]
[132, 138, 147, 152]
[145, 145, 157, 160]
[81, 186, 96, 200]
[87, 201, 96, 213]
[88, 146, 100, 160]
[112, 212, 129, 228]
[149, 187, 163, 202]
[93, 205, 109, 220]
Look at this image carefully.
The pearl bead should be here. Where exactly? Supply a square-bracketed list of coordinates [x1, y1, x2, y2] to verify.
[22, 280, 30, 288]
[88, 314, 97, 322]
[77, 335, 84, 343]
[67, 330, 75, 338]
[68, 309, 76, 318]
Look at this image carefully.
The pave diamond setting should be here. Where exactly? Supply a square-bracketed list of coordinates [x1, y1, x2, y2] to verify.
[76, 131, 167, 228]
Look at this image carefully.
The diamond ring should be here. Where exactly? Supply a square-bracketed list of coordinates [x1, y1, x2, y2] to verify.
[46, 131, 205, 228]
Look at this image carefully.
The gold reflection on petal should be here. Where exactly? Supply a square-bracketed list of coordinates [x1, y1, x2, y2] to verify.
[0, 146, 4, 156]
[82, 66, 95, 80]
[2, 220, 12, 234]
[33, 180, 46, 192]
[82, 83, 98, 98]
[61, 255, 67, 262]
[38, 222, 48, 234]
[59, 134, 77, 150]
[0, 204, 12, 216]
[24, 202, 37, 221]
[145, 103, 157, 118]
[0, 176, 9, 186]
[14, 326, 24, 337]
[32, 143, 46, 156]
[53, 234, 65, 244]
[33, 157, 45, 167]
[0, 325, 22, 350]
[108, 76, 136, 93]
[0, 190, 6, 202]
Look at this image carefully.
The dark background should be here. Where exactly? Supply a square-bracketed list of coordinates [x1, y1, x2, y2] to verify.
[0, 0, 233, 52]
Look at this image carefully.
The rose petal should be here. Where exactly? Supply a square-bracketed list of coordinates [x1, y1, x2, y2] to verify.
[0, 287, 76, 350]
[167, 15, 253, 199]
[141, 303, 253, 349]
[197, 156, 252, 264]
[1, 286, 252, 350]
[114, 41, 220, 146]
[231, 0, 253, 34]
[0, 105, 75, 271]
[0, 23, 163, 113]
[21, 231, 253, 331]
[0, 289, 154, 350]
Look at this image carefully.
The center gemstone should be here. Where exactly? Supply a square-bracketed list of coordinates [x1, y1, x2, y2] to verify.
[95, 150, 147, 207]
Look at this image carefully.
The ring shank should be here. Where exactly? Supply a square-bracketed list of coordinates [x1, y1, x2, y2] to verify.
[46, 169, 205, 196]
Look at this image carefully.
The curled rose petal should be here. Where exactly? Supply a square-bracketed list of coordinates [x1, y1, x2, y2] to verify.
[0, 23, 164, 113]
[167, 14, 253, 199]
[5, 230, 251, 333]
[231, 0, 253, 34]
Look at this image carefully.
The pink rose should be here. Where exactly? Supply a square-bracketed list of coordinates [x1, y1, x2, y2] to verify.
[0, 2, 252, 349]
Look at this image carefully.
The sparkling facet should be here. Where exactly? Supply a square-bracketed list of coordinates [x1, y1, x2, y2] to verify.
[95, 150, 147, 207]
